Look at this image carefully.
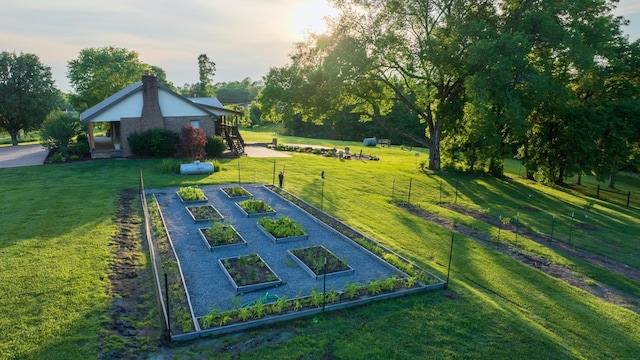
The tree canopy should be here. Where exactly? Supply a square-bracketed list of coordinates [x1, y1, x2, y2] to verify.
[67, 46, 169, 111]
[257, 0, 640, 182]
[0, 51, 58, 145]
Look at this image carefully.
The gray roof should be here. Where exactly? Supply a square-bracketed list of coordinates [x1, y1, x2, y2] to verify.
[188, 97, 244, 116]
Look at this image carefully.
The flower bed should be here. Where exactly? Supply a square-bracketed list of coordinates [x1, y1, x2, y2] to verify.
[186, 205, 223, 222]
[218, 253, 282, 292]
[257, 216, 308, 243]
[236, 199, 276, 217]
[221, 186, 252, 199]
[177, 186, 207, 203]
[199, 222, 247, 251]
[288, 245, 354, 280]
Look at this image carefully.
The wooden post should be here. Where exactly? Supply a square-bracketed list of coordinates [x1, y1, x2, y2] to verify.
[627, 191, 631, 208]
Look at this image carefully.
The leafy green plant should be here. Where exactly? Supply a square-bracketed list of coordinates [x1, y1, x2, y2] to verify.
[345, 282, 359, 299]
[222, 186, 250, 197]
[271, 296, 287, 314]
[326, 290, 339, 303]
[238, 307, 251, 321]
[367, 280, 382, 295]
[383, 276, 398, 292]
[178, 186, 205, 201]
[258, 216, 306, 238]
[204, 221, 238, 246]
[404, 276, 418, 288]
[237, 199, 274, 214]
[310, 289, 323, 307]
[253, 299, 266, 319]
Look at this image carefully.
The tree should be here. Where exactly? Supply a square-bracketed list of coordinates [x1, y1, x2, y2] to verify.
[67, 46, 169, 110]
[197, 54, 216, 97]
[39, 110, 83, 157]
[214, 78, 263, 104]
[0, 51, 58, 145]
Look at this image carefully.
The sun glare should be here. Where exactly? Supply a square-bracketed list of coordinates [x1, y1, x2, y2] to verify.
[290, 0, 338, 39]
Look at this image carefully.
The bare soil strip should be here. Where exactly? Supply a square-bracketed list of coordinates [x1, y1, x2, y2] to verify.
[99, 190, 161, 359]
[398, 203, 640, 314]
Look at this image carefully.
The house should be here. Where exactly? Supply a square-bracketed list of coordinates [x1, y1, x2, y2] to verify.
[80, 74, 244, 158]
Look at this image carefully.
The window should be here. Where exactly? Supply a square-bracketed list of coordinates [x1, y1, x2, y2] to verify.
[190, 120, 200, 129]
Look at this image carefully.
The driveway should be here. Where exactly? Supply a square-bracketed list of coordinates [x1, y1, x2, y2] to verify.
[0, 144, 49, 168]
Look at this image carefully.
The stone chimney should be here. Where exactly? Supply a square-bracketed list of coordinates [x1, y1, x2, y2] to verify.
[140, 74, 163, 129]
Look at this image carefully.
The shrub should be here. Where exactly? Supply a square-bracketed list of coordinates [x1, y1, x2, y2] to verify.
[72, 140, 91, 156]
[176, 125, 207, 160]
[159, 159, 183, 174]
[205, 135, 227, 158]
[40, 110, 83, 157]
[128, 128, 180, 157]
[49, 152, 64, 163]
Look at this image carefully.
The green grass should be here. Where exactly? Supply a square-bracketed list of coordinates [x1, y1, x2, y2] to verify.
[1, 132, 640, 359]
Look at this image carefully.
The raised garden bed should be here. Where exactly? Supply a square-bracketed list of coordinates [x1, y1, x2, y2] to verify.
[186, 205, 223, 222]
[198, 222, 247, 251]
[288, 245, 354, 280]
[218, 253, 282, 293]
[236, 199, 276, 217]
[221, 186, 253, 199]
[177, 186, 208, 203]
[257, 216, 308, 243]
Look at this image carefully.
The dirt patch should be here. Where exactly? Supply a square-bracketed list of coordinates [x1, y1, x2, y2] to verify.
[400, 203, 640, 313]
[99, 190, 162, 359]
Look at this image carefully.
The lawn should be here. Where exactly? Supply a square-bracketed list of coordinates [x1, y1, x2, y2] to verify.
[1, 131, 639, 359]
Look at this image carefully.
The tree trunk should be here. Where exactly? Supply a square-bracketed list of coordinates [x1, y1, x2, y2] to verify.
[428, 123, 441, 171]
[608, 173, 616, 188]
[555, 167, 565, 185]
[10, 130, 19, 146]
[576, 173, 582, 185]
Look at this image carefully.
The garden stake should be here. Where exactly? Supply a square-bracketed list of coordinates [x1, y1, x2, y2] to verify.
[569, 212, 575, 244]
[272, 159, 276, 185]
[407, 178, 412, 205]
[391, 177, 395, 203]
[550, 215, 555, 240]
[454, 179, 459, 204]
[322, 257, 327, 312]
[320, 171, 325, 210]
[237, 158, 241, 185]
[446, 233, 454, 288]
[515, 212, 520, 247]
[497, 215, 502, 249]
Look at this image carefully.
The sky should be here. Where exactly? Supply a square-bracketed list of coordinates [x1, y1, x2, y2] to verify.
[1, 0, 638, 93]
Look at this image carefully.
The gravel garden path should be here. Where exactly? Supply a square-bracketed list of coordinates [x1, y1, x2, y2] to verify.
[148, 184, 399, 316]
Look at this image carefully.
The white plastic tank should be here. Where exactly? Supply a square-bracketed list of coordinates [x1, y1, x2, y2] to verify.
[180, 161, 214, 175]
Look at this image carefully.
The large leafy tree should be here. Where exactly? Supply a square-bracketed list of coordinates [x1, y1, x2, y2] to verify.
[0, 51, 58, 145]
[67, 46, 160, 110]
[198, 54, 216, 97]
[503, 0, 631, 183]
[322, 0, 500, 170]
